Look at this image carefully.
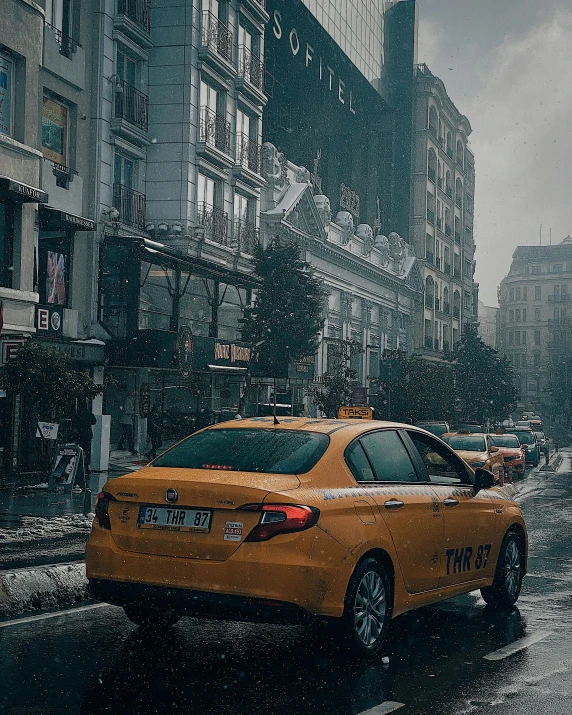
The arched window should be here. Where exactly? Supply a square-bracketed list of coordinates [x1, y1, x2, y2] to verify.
[453, 290, 461, 318]
[455, 178, 463, 208]
[443, 287, 450, 313]
[428, 106, 437, 135]
[445, 169, 451, 197]
[425, 276, 434, 309]
[446, 131, 452, 155]
[427, 148, 437, 182]
[456, 140, 464, 166]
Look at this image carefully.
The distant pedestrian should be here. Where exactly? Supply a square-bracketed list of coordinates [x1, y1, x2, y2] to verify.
[146, 406, 163, 461]
[118, 390, 136, 453]
[73, 404, 96, 488]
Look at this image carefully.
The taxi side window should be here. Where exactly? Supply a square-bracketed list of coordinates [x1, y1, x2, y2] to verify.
[359, 430, 419, 483]
[406, 431, 469, 485]
[345, 440, 376, 482]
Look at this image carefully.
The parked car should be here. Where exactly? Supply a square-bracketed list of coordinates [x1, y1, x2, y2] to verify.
[488, 433, 525, 475]
[441, 432, 505, 482]
[504, 428, 540, 466]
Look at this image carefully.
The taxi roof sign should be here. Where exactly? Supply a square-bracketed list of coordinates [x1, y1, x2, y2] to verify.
[338, 406, 373, 420]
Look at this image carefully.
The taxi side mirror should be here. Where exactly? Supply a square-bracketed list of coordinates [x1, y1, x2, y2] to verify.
[521, 444, 529, 450]
[474, 467, 495, 491]
[489, 445, 499, 453]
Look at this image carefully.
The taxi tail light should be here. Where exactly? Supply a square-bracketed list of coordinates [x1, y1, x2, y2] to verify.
[241, 504, 320, 542]
[94, 491, 116, 530]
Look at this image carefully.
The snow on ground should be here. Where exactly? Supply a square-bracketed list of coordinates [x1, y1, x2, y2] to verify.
[0, 513, 95, 544]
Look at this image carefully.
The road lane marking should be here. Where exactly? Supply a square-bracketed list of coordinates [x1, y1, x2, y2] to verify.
[483, 631, 553, 661]
[358, 703, 405, 715]
[0, 602, 112, 629]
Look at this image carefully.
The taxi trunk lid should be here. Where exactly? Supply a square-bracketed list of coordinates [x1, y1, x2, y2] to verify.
[105, 467, 300, 561]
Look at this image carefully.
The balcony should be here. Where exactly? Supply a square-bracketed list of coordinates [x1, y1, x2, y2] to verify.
[427, 209, 435, 225]
[197, 106, 233, 167]
[112, 80, 149, 144]
[428, 166, 436, 183]
[115, 0, 152, 47]
[235, 219, 259, 255]
[113, 183, 146, 230]
[233, 133, 264, 187]
[197, 203, 229, 246]
[236, 46, 266, 104]
[43, 23, 85, 89]
[200, 11, 234, 76]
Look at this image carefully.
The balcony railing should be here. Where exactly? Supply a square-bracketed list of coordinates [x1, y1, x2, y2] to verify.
[113, 183, 146, 229]
[117, 0, 150, 32]
[199, 106, 232, 155]
[45, 22, 81, 58]
[236, 133, 262, 173]
[238, 45, 264, 91]
[114, 80, 148, 132]
[428, 166, 436, 183]
[201, 11, 233, 64]
[235, 218, 259, 255]
[548, 294, 571, 302]
[197, 202, 228, 246]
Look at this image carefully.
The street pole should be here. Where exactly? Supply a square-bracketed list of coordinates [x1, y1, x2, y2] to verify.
[387, 362, 392, 421]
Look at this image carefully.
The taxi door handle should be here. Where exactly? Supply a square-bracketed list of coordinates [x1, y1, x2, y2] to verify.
[443, 498, 459, 507]
[384, 499, 405, 509]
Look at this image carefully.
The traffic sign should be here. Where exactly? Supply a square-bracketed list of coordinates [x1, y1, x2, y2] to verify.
[338, 406, 374, 420]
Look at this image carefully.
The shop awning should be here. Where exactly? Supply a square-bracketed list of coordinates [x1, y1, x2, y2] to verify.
[207, 364, 248, 373]
[39, 206, 96, 231]
[0, 175, 48, 204]
[108, 236, 261, 288]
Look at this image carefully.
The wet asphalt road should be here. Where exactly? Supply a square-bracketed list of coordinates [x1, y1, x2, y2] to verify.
[1, 458, 572, 715]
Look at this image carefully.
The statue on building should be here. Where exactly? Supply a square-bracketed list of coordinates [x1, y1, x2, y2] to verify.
[261, 142, 282, 186]
[356, 224, 374, 256]
[389, 232, 406, 263]
[335, 210, 354, 245]
[313, 194, 331, 225]
[374, 234, 390, 266]
[295, 166, 311, 184]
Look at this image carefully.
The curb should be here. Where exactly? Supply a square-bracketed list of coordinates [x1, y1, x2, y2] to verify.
[0, 561, 88, 619]
[539, 453, 564, 472]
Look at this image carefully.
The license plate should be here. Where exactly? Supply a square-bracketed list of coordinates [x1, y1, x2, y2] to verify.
[137, 506, 212, 532]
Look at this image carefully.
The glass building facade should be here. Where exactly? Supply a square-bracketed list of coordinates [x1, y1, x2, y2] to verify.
[301, 0, 389, 83]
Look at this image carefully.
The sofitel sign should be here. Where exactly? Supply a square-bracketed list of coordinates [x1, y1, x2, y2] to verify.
[272, 10, 356, 115]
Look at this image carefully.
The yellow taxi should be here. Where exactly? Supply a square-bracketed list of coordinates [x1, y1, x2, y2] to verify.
[441, 432, 506, 482]
[86, 418, 527, 656]
[488, 433, 526, 476]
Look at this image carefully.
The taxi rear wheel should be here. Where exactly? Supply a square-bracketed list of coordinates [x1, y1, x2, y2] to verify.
[123, 605, 181, 628]
[481, 532, 523, 608]
[336, 558, 392, 657]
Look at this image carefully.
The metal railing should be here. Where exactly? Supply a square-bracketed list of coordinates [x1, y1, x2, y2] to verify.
[236, 133, 262, 173]
[117, 0, 150, 32]
[114, 80, 148, 132]
[238, 45, 264, 90]
[197, 202, 228, 246]
[235, 219, 259, 255]
[44, 22, 81, 58]
[201, 11, 233, 64]
[113, 183, 146, 229]
[548, 294, 571, 302]
[199, 106, 232, 155]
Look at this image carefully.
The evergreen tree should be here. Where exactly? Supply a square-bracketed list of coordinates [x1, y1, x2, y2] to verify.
[453, 325, 519, 424]
[241, 239, 328, 376]
[306, 340, 363, 417]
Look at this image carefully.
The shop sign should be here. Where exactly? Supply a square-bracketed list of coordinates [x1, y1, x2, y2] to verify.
[36, 305, 63, 334]
[41, 340, 105, 363]
[177, 326, 193, 377]
[338, 406, 373, 420]
[351, 386, 368, 406]
[214, 341, 251, 364]
[139, 382, 150, 418]
[63, 213, 96, 230]
[42, 97, 68, 165]
[1, 340, 23, 365]
[48, 444, 85, 492]
[36, 421, 59, 440]
[192, 336, 253, 372]
[0, 53, 12, 136]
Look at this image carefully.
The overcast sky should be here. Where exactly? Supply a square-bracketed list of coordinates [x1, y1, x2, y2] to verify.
[416, 0, 572, 305]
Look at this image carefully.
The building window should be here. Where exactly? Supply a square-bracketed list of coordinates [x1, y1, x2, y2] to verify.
[534, 330, 540, 346]
[553, 264, 563, 273]
[535, 286, 541, 300]
[523, 287, 528, 300]
[533, 354, 540, 367]
[113, 153, 146, 229]
[531, 265, 541, 275]
[515, 308, 520, 323]
[197, 172, 227, 245]
[522, 308, 526, 322]
[508, 330, 514, 346]
[509, 287, 514, 301]
[0, 53, 14, 137]
[427, 148, 437, 183]
[521, 331, 526, 346]
[234, 192, 258, 254]
[45, 0, 74, 53]
[0, 200, 14, 288]
[535, 308, 541, 322]
[515, 287, 521, 300]
[139, 262, 174, 331]
[42, 96, 69, 166]
[509, 309, 514, 323]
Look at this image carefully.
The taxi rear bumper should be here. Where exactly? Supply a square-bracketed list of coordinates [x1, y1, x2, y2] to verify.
[89, 578, 313, 624]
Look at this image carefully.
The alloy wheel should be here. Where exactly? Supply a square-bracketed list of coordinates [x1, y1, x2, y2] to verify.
[354, 570, 387, 646]
[503, 539, 522, 600]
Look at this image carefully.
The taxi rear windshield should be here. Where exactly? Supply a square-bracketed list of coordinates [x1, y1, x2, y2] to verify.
[151, 429, 329, 474]
[505, 430, 535, 445]
[442, 435, 486, 451]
